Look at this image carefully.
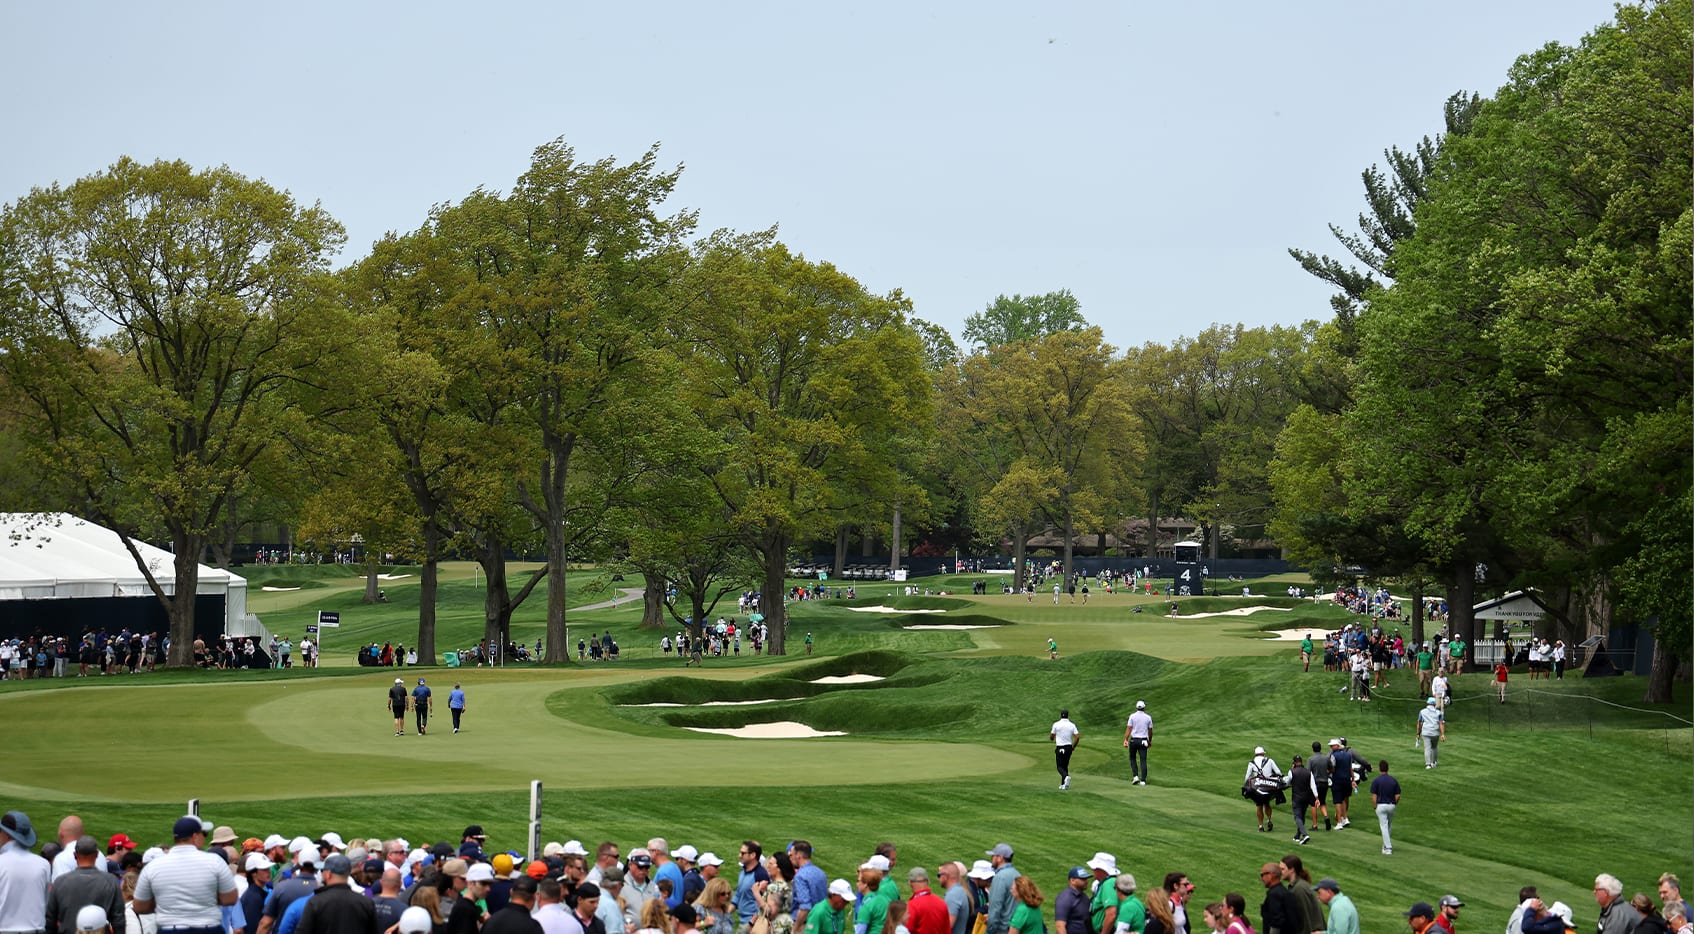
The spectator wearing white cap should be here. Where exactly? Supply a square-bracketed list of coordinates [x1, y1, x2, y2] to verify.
[852, 861, 888, 934]
[1123, 701, 1153, 785]
[76, 907, 112, 934]
[238, 855, 273, 934]
[257, 842, 321, 934]
[1086, 854, 1118, 934]
[46, 836, 125, 934]
[803, 882, 854, 934]
[446, 865, 494, 934]
[132, 816, 238, 934]
[397, 909, 432, 934]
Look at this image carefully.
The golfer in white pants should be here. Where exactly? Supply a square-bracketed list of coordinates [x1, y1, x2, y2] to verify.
[1416, 697, 1446, 768]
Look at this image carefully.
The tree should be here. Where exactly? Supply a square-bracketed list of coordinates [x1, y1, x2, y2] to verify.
[961, 290, 1087, 351]
[679, 232, 931, 655]
[0, 158, 345, 666]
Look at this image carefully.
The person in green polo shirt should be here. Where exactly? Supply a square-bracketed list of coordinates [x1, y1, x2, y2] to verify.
[855, 863, 889, 934]
[806, 880, 854, 934]
[1299, 635, 1314, 673]
[1114, 874, 1145, 934]
[1087, 854, 1120, 934]
[1448, 637, 1466, 676]
[1416, 644, 1435, 694]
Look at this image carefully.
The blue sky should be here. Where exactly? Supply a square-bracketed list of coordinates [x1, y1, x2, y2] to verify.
[0, 1, 1616, 349]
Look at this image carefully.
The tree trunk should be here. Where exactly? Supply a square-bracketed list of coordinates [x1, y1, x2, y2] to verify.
[1145, 492, 1162, 558]
[415, 520, 440, 666]
[364, 557, 381, 604]
[642, 575, 666, 628]
[481, 536, 511, 667]
[1061, 512, 1075, 584]
[834, 527, 849, 578]
[166, 535, 207, 667]
[543, 516, 570, 663]
[889, 503, 902, 571]
[1011, 521, 1028, 591]
[762, 535, 790, 656]
[1410, 580, 1426, 648]
[1447, 560, 1476, 668]
[1644, 637, 1678, 703]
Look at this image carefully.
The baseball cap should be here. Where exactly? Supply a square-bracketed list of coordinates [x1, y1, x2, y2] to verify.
[142, 847, 165, 865]
[1316, 879, 1340, 893]
[441, 858, 469, 878]
[418, 677, 426, 685]
[1253, 746, 1265, 755]
[675, 844, 700, 861]
[1135, 700, 1146, 709]
[458, 843, 486, 860]
[562, 840, 589, 856]
[466, 863, 495, 883]
[1069, 867, 1091, 880]
[985, 843, 1013, 859]
[492, 854, 514, 876]
[601, 866, 625, 884]
[363, 859, 384, 876]
[323, 854, 353, 876]
[526, 860, 549, 880]
[321, 832, 346, 851]
[242, 838, 265, 854]
[174, 816, 213, 839]
[699, 852, 724, 868]
[75, 906, 108, 933]
[1440, 896, 1464, 908]
[1428, 697, 1437, 705]
[399, 907, 433, 934]
[396, 678, 404, 684]
[967, 861, 994, 881]
[463, 824, 488, 840]
[109, 833, 138, 850]
[862, 855, 890, 872]
[828, 879, 858, 902]
[297, 847, 322, 868]
[245, 854, 274, 872]
[629, 852, 653, 867]
[263, 834, 288, 850]
[211, 826, 238, 846]
[1405, 903, 1435, 919]
[289, 836, 316, 855]
[543, 842, 567, 857]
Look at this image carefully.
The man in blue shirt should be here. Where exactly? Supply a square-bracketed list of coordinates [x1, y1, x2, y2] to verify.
[449, 683, 467, 734]
[733, 842, 770, 933]
[790, 841, 829, 934]
[412, 678, 433, 736]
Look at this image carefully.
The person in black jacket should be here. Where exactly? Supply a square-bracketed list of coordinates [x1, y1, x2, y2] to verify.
[481, 877, 543, 934]
[296, 855, 376, 934]
[1258, 864, 1299, 934]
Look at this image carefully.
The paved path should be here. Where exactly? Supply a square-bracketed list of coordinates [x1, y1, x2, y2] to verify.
[574, 587, 644, 612]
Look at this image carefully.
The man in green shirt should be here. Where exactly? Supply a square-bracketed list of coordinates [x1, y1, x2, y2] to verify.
[1313, 879, 1357, 934]
[1300, 635, 1314, 672]
[806, 881, 854, 934]
[1087, 854, 1120, 934]
[1448, 638, 1466, 676]
[1416, 645, 1435, 694]
[856, 864, 889, 934]
[1115, 875, 1145, 934]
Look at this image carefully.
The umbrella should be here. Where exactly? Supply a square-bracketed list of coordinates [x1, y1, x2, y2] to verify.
[749, 613, 764, 623]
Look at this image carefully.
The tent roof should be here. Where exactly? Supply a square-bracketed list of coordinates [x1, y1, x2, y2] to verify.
[1472, 589, 1550, 621]
[0, 513, 238, 596]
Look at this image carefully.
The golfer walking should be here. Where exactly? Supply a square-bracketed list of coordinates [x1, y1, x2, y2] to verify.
[412, 678, 433, 735]
[1122, 701, 1152, 785]
[1050, 710, 1079, 791]
[1416, 697, 1445, 768]
[388, 679, 408, 736]
[449, 683, 467, 733]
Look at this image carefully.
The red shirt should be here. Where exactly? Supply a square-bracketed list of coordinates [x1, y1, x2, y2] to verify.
[908, 888, 951, 934]
[1495, 664, 1509, 682]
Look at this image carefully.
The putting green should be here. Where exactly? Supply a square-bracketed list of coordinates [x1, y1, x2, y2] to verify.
[0, 664, 1030, 802]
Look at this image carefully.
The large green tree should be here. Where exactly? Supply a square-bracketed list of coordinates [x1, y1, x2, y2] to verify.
[679, 232, 930, 654]
[0, 158, 345, 665]
[961, 289, 1088, 351]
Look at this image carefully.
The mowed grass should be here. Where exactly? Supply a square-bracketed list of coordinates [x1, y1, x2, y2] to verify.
[9, 564, 1690, 934]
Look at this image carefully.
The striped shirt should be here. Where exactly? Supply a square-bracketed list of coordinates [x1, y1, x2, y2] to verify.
[134, 845, 236, 927]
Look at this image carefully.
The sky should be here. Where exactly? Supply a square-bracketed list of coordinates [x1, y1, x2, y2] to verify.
[0, 1, 1619, 350]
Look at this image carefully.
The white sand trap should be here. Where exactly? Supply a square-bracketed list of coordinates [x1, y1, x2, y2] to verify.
[261, 586, 301, 592]
[902, 624, 1002, 630]
[623, 698, 800, 708]
[810, 674, 884, 684]
[845, 606, 948, 614]
[1177, 606, 1294, 619]
[378, 573, 413, 580]
[1267, 627, 1333, 642]
[685, 721, 846, 739]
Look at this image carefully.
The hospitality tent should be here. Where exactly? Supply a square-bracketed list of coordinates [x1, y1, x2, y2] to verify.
[0, 513, 256, 643]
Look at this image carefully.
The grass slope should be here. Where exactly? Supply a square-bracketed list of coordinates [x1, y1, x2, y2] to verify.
[7, 564, 1688, 934]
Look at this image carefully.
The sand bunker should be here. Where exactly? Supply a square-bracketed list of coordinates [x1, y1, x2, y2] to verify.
[810, 674, 884, 684]
[261, 586, 301, 592]
[845, 606, 948, 614]
[1267, 627, 1333, 642]
[622, 698, 800, 708]
[685, 721, 846, 739]
[1177, 606, 1294, 619]
[902, 624, 1001, 630]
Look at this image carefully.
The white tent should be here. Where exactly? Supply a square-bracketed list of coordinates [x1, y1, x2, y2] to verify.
[0, 513, 251, 633]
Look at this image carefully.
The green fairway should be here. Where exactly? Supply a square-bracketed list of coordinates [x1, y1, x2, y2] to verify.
[9, 564, 1689, 934]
